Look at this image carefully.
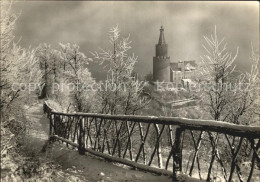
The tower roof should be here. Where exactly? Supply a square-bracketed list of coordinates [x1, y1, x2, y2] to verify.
[158, 26, 166, 44]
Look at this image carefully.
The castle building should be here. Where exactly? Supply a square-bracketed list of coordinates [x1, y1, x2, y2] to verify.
[153, 26, 171, 82]
[170, 60, 197, 82]
[153, 26, 197, 83]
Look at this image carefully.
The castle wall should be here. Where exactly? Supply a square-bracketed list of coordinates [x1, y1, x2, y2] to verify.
[171, 70, 183, 83]
[153, 57, 170, 82]
[184, 70, 196, 79]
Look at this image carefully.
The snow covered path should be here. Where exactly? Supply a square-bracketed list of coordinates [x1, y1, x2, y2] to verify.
[23, 102, 174, 181]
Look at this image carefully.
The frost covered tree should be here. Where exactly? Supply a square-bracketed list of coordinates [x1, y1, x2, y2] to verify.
[91, 25, 150, 158]
[35, 44, 59, 99]
[199, 26, 238, 121]
[92, 25, 149, 115]
[198, 27, 239, 181]
[194, 27, 260, 181]
[223, 46, 259, 182]
[1, 1, 19, 115]
[227, 47, 259, 125]
[1, 2, 42, 173]
[0, 1, 41, 118]
[59, 43, 96, 112]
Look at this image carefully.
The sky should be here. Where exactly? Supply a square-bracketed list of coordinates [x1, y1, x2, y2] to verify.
[13, 1, 259, 80]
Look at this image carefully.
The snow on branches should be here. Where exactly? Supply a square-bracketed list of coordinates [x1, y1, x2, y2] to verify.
[91, 25, 149, 115]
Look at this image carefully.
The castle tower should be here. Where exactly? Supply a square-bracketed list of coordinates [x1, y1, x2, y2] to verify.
[153, 26, 170, 82]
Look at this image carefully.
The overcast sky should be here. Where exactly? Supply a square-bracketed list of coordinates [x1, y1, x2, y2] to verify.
[13, 1, 259, 80]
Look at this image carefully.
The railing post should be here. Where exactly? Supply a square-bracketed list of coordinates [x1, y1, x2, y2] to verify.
[49, 113, 56, 142]
[49, 113, 53, 136]
[78, 116, 85, 155]
[172, 126, 184, 181]
[54, 114, 58, 136]
[43, 103, 46, 113]
[86, 117, 89, 148]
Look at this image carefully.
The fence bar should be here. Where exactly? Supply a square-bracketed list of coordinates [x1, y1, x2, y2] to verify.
[78, 116, 85, 155]
[49, 113, 53, 136]
[172, 126, 184, 181]
[51, 135, 173, 176]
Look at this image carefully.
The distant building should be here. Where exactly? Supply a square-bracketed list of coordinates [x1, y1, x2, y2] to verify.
[153, 26, 197, 83]
[170, 60, 197, 83]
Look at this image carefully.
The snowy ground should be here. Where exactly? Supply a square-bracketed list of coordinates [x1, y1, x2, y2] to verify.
[23, 103, 176, 181]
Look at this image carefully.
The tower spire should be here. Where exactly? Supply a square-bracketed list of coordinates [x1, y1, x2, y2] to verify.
[158, 26, 166, 44]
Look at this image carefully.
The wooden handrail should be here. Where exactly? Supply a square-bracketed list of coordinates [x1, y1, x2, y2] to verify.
[44, 101, 260, 181]
[44, 101, 260, 138]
